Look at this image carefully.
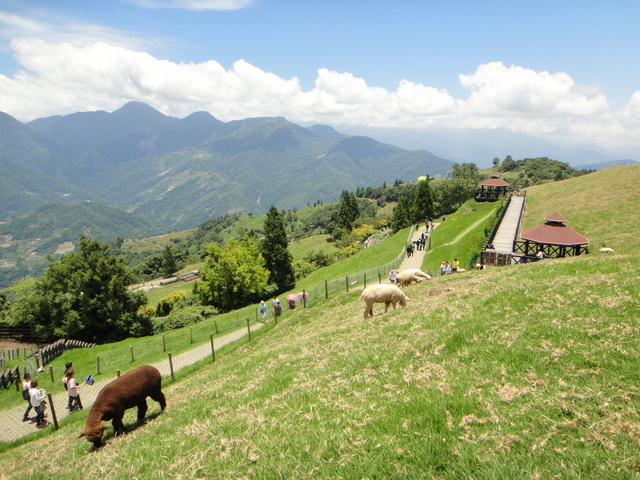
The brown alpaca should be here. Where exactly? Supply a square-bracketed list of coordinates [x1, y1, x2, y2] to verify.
[78, 365, 166, 447]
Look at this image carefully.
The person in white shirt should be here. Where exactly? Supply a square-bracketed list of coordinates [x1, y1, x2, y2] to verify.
[29, 379, 47, 427]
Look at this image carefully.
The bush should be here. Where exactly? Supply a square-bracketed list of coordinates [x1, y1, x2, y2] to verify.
[156, 291, 187, 317]
[152, 305, 218, 334]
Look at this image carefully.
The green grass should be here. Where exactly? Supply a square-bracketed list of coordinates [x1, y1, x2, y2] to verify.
[422, 199, 501, 274]
[294, 226, 411, 293]
[139, 279, 196, 307]
[522, 164, 640, 253]
[287, 233, 337, 260]
[1, 254, 638, 478]
[2, 166, 638, 478]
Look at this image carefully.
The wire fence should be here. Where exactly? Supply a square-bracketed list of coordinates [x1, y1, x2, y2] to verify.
[0, 228, 416, 443]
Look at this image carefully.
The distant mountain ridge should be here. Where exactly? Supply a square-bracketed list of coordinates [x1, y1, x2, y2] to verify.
[338, 125, 640, 169]
[1, 102, 453, 230]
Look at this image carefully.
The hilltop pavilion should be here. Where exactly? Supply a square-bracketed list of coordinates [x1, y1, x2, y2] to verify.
[518, 213, 589, 258]
[475, 174, 510, 202]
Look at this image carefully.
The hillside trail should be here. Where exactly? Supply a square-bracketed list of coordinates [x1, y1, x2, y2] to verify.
[381, 223, 436, 281]
[445, 211, 494, 247]
[0, 225, 435, 443]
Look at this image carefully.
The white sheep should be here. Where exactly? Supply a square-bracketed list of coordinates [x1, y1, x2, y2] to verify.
[395, 269, 432, 287]
[599, 247, 615, 253]
[361, 284, 410, 319]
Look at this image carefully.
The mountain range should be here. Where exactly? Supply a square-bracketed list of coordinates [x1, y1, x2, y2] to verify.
[337, 125, 639, 170]
[1, 101, 453, 231]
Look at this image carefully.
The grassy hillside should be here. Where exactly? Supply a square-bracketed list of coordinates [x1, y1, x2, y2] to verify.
[1, 254, 637, 478]
[422, 200, 502, 273]
[521, 164, 639, 253]
[1, 166, 638, 478]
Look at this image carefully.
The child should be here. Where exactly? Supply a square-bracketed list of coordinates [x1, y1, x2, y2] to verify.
[66, 370, 84, 411]
[29, 380, 47, 428]
[62, 362, 73, 391]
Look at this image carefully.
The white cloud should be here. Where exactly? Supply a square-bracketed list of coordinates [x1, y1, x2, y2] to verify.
[0, 20, 637, 149]
[460, 62, 609, 116]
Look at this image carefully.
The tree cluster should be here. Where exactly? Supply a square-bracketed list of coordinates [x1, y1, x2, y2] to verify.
[2, 236, 151, 343]
[390, 177, 437, 232]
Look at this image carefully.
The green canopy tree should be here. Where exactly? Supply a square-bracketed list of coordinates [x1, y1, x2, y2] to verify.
[7, 236, 150, 343]
[194, 237, 269, 311]
[435, 163, 481, 213]
[260, 206, 295, 293]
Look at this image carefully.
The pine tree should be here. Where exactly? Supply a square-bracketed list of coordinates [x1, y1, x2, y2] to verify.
[390, 195, 412, 232]
[260, 206, 295, 292]
[335, 190, 360, 233]
[411, 177, 435, 223]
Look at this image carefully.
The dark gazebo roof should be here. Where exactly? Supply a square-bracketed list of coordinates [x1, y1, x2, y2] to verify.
[520, 213, 589, 246]
[479, 175, 510, 187]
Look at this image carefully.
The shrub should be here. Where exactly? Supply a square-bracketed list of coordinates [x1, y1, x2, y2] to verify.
[156, 290, 187, 317]
[152, 305, 218, 334]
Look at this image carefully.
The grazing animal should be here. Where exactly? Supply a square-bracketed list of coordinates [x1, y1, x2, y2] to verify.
[78, 365, 166, 447]
[599, 247, 615, 253]
[361, 284, 410, 319]
[395, 269, 432, 287]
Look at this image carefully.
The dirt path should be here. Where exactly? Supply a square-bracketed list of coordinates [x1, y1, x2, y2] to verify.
[449, 211, 494, 245]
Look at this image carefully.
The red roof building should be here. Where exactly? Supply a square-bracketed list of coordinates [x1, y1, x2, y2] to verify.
[476, 174, 510, 202]
[517, 213, 589, 258]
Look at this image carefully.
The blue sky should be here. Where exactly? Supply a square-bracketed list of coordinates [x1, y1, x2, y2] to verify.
[0, 0, 638, 149]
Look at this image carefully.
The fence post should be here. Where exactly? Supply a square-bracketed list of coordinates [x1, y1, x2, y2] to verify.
[346, 276, 349, 292]
[116, 369, 121, 377]
[168, 353, 174, 382]
[246, 318, 252, 342]
[378, 272, 382, 284]
[325, 280, 328, 299]
[303, 289, 306, 308]
[130, 345, 134, 363]
[47, 393, 59, 431]
[190, 327, 193, 344]
[96, 355, 100, 375]
[162, 335, 166, 352]
[364, 273, 367, 289]
[210, 334, 215, 363]
[49, 365, 54, 384]
[214, 320, 219, 334]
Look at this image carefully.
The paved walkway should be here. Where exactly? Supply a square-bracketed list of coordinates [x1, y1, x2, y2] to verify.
[492, 195, 526, 253]
[0, 323, 265, 443]
[0, 226, 432, 443]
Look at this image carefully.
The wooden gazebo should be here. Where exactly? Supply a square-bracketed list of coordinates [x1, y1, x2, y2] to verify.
[515, 213, 589, 259]
[475, 174, 510, 202]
